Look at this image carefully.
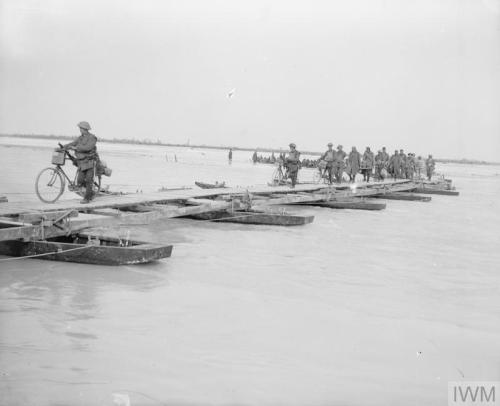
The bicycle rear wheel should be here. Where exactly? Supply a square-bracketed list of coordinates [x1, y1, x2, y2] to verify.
[35, 167, 65, 203]
[73, 172, 102, 198]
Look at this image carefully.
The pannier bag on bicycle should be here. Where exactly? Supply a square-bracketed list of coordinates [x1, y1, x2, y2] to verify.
[96, 159, 112, 177]
[51, 150, 66, 165]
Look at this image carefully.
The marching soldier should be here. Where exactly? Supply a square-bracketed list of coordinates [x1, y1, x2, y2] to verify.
[347, 146, 361, 182]
[320, 142, 335, 184]
[333, 145, 346, 183]
[361, 147, 375, 182]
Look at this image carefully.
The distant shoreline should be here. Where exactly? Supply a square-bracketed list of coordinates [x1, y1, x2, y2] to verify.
[1, 133, 498, 166]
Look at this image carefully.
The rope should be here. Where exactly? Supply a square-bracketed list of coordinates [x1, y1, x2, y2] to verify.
[0, 245, 92, 262]
[1, 192, 38, 195]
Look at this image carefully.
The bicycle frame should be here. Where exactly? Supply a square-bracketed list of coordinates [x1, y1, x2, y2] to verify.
[57, 143, 99, 189]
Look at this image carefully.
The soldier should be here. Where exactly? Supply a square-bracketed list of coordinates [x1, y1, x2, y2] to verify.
[381, 146, 390, 164]
[228, 148, 233, 163]
[416, 155, 425, 178]
[61, 121, 98, 204]
[347, 146, 361, 182]
[374, 150, 384, 180]
[334, 144, 346, 183]
[285, 143, 301, 188]
[361, 147, 375, 182]
[426, 154, 436, 180]
[399, 149, 407, 178]
[406, 153, 416, 179]
[389, 150, 400, 179]
[320, 142, 335, 184]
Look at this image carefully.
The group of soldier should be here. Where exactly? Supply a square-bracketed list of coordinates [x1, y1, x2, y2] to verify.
[280, 142, 436, 187]
[251, 151, 316, 168]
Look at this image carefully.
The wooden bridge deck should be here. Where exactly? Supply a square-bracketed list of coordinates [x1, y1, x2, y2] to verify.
[0, 179, 418, 243]
[0, 179, 412, 217]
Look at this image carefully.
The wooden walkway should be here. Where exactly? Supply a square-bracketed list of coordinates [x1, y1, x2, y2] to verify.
[0, 179, 413, 217]
[0, 179, 421, 243]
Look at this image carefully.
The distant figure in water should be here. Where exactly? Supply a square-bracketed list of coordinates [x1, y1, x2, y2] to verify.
[174, 154, 177, 162]
[228, 148, 233, 163]
[252, 150, 258, 164]
[426, 154, 435, 180]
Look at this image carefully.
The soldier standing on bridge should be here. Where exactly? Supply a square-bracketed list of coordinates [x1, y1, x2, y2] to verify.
[285, 143, 301, 188]
[61, 121, 98, 204]
[426, 154, 436, 180]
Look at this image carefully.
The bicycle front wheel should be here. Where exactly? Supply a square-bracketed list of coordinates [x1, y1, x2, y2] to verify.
[35, 167, 65, 203]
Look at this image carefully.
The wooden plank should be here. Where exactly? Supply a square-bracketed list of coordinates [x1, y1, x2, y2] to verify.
[373, 192, 432, 202]
[0, 225, 42, 241]
[89, 208, 124, 216]
[412, 188, 459, 196]
[0, 217, 28, 226]
[0, 214, 123, 242]
[294, 200, 387, 211]
[18, 210, 79, 224]
[185, 210, 315, 226]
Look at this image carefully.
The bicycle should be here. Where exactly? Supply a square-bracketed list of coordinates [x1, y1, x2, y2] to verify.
[35, 143, 103, 203]
[312, 160, 330, 184]
[269, 160, 304, 186]
[270, 162, 287, 185]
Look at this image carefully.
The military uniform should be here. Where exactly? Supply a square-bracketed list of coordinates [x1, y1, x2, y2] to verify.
[347, 149, 361, 182]
[374, 152, 384, 180]
[399, 152, 407, 178]
[64, 122, 98, 202]
[406, 154, 416, 179]
[286, 149, 301, 187]
[426, 157, 435, 180]
[320, 148, 335, 184]
[416, 157, 425, 178]
[333, 149, 346, 183]
[361, 150, 375, 182]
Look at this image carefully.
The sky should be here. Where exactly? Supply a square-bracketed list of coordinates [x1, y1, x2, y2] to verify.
[1, 0, 499, 160]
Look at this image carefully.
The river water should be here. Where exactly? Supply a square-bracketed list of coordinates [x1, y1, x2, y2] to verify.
[1, 137, 500, 405]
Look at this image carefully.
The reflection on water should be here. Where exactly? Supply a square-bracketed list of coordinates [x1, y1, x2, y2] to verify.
[1, 141, 500, 405]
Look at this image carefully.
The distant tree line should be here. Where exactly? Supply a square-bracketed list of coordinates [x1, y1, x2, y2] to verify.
[0, 133, 498, 165]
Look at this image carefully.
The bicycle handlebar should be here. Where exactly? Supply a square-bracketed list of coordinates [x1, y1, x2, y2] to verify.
[58, 143, 78, 166]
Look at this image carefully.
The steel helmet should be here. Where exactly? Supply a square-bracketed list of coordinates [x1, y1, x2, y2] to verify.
[327, 142, 333, 147]
[77, 121, 91, 130]
[289, 143, 296, 148]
